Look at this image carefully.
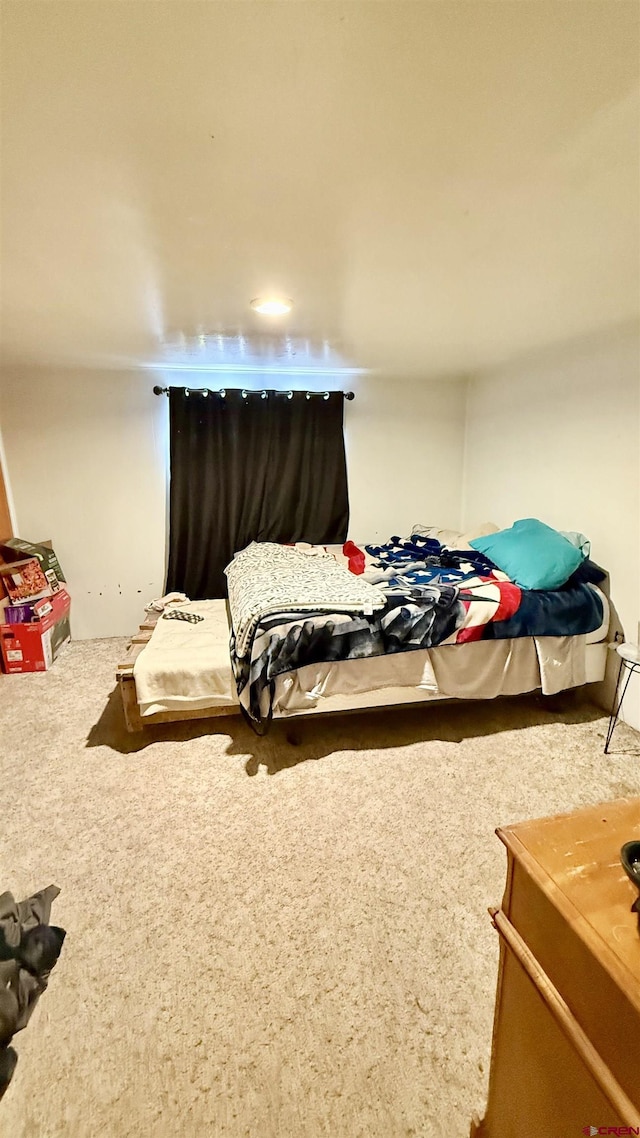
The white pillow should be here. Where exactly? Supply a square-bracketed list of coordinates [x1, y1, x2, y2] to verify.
[412, 522, 499, 550]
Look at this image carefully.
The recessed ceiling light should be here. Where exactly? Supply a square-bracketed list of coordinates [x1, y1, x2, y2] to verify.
[250, 298, 293, 315]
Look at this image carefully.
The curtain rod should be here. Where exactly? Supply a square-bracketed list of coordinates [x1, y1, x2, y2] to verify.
[152, 385, 355, 400]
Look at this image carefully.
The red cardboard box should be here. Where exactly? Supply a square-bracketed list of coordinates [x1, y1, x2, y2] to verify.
[0, 588, 71, 673]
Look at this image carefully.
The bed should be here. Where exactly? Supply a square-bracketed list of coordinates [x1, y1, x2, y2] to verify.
[116, 522, 611, 734]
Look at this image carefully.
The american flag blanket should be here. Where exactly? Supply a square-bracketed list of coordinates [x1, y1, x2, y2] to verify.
[229, 536, 605, 732]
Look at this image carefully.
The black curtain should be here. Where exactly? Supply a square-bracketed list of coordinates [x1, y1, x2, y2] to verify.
[165, 388, 350, 599]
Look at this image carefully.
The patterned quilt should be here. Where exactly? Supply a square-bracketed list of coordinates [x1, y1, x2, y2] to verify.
[228, 536, 605, 732]
[226, 542, 386, 657]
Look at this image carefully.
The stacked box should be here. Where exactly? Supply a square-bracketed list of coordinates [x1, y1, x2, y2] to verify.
[0, 588, 71, 672]
[0, 539, 66, 593]
[0, 539, 71, 673]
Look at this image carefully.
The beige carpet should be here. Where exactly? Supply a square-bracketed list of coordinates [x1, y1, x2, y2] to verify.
[1, 638, 639, 1138]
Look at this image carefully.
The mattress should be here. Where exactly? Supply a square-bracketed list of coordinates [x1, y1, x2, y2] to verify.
[229, 530, 610, 729]
[270, 585, 609, 718]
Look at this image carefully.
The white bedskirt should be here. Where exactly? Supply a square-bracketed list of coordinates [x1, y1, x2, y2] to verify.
[132, 595, 608, 721]
[271, 637, 608, 719]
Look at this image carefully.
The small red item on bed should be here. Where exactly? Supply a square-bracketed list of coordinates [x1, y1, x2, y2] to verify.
[343, 541, 366, 575]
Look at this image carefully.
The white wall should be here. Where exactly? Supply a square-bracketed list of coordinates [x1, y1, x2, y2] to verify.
[462, 321, 640, 730]
[0, 368, 468, 639]
[0, 368, 168, 639]
[347, 376, 467, 541]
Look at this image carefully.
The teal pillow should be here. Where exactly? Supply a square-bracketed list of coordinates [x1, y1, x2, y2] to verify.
[469, 518, 584, 590]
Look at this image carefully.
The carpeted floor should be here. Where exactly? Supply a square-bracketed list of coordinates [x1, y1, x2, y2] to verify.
[1, 639, 639, 1138]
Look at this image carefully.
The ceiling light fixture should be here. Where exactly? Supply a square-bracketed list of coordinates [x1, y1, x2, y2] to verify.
[250, 298, 293, 315]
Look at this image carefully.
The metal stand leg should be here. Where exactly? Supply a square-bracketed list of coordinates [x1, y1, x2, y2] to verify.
[604, 658, 633, 754]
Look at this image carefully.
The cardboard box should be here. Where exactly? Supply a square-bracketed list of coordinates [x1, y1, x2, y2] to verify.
[0, 557, 52, 604]
[0, 588, 71, 673]
[4, 595, 55, 623]
[0, 539, 66, 591]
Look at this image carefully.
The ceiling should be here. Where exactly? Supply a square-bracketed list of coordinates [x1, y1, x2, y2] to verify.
[1, 0, 639, 382]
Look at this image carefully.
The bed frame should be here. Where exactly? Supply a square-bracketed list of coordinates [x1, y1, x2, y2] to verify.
[116, 608, 608, 734]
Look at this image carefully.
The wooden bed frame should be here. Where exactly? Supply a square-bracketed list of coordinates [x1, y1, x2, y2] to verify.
[116, 611, 240, 732]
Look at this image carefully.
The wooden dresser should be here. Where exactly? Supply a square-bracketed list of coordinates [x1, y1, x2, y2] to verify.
[472, 797, 640, 1136]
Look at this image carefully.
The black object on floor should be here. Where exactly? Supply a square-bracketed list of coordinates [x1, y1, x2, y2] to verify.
[604, 645, 640, 753]
[0, 1049, 17, 1102]
[620, 842, 640, 930]
[0, 885, 66, 1101]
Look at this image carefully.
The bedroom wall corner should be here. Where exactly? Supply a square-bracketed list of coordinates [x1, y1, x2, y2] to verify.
[0, 420, 17, 540]
[459, 374, 472, 533]
[346, 375, 468, 543]
[461, 321, 640, 733]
